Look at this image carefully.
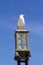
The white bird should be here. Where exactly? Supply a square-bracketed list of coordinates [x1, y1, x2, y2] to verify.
[17, 14, 25, 29]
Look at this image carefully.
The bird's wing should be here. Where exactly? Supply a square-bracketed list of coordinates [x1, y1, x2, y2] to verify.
[17, 18, 24, 27]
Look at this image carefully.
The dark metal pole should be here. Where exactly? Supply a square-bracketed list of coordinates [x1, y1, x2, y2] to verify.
[18, 61, 20, 65]
[25, 60, 28, 65]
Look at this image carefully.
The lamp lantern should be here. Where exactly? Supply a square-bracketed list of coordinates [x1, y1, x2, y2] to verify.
[14, 14, 31, 65]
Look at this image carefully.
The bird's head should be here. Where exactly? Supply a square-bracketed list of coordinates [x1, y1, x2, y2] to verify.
[19, 14, 24, 18]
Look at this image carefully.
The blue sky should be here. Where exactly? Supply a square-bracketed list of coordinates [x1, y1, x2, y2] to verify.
[0, 0, 43, 65]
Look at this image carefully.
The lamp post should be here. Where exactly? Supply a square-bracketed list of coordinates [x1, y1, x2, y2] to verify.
[14, 14, 31, 65]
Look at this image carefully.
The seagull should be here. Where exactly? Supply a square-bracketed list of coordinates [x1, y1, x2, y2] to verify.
[17, 14, 25, 29]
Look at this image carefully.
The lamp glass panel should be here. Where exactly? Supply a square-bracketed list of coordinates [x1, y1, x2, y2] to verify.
[17, 33, 21, 39]
[23, 44, 27, 49]
[18, 44, 22, 49]
[17, 33, 27, 49]
[22, 33, 26, 38]
[18, 39, 21, 44]
[17, 33, 22, 49]
[23, 38, 27, 49]
[23, 38, 26, 44]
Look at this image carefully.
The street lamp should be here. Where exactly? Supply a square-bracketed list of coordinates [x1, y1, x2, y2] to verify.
[14, 14, 31, 65]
